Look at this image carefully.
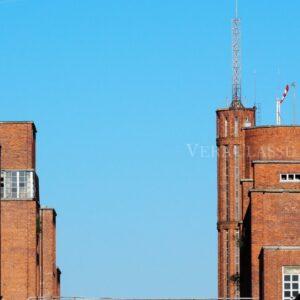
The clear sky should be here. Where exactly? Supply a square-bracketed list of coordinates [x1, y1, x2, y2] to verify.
[0, 0, 299, 297]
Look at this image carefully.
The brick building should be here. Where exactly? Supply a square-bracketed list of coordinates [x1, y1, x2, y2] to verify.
[0, 122, 60, 299]
[217, 99, 300, 299]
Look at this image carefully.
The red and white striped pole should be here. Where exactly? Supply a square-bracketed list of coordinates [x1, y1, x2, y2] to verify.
[277, 84, 289, 125]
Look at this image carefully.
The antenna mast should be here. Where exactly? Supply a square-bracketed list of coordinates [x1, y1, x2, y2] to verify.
[231, 0, 243, 109]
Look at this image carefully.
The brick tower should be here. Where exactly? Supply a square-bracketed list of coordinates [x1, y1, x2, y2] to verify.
[216, 3, 300, 299]
[0, 122, 60, 299]
[217, 100, 256, 298]
[216, 3, 257, 296]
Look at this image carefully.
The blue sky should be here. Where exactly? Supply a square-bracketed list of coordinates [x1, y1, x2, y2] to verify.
[0, 0, 300, 297]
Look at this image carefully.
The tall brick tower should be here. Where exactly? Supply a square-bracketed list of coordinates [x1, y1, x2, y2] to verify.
[217, 101, 256, 298]
[217, 2, 256, 297]
[0, 122, 60, 299]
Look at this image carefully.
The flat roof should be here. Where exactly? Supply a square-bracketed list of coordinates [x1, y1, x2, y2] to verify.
[0, 121, 37, 132]
[41, 206, 57, 216]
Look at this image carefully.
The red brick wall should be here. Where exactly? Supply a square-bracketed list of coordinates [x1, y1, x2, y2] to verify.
[236, 127, 300, 298]
[260, 248, 300, 300]
[0, 122, 36, 170]
[40, 208, 59, 297]
[1, 200, 39, 299]
[254, 162, 300, 189]
[250, 191, 300, 298]
[216, 107, 256, 298]
[244, 126, 300, 177]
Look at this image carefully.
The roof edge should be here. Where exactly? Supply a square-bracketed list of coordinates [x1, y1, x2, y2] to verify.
[216, 107, 256, 112]
[253, 160, 300, 164]
[244, 125, 300, 130]
[0, 121, 37, 133]
[250, 188, 300, 193]
[41, 206, 57, 216]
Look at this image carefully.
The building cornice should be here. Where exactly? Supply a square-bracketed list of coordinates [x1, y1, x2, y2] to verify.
[253, 160, 300, 164]
[262, 246, 300, 251]
[250, 188, 300, 193]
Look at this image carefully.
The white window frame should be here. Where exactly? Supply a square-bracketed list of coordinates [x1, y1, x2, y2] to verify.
[1, 170, 34, 199]
[283, 266, 300, 300]
[280, 174, 300, 183]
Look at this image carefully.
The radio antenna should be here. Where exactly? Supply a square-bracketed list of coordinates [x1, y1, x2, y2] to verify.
[230, 0, 244, 109]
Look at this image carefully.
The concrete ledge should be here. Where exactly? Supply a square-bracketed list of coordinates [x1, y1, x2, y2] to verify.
[253, 160, 300, 164]
[263, 246, 300, 251]
[250, 189, 300, 193]
[241, 178, 254, 182]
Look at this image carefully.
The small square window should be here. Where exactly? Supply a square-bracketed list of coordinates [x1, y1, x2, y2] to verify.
[295, 174, 300, 181]
[284, 275, 291, 281]
[292, 275, 299, 281]
[281, 174, 287, 181]
[289, 174, 295, 180]
[285, 283, 291, 289]
[293, 283, 299, 289]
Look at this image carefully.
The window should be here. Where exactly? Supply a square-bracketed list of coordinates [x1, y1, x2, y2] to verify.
[234, 145, 240, 221]
[224, 118, 228, 137]
[235, 231, 240, 273]
[235, 230, 240, 298]
[224, 148, 230, 298]
[225, 230, 230, 298]
[225, 146, 230, 221]
[1, 171, 34, 199]
[234, 117, 239, 137]
[281, 174, 300, 183]
[283, 267, 300, 300]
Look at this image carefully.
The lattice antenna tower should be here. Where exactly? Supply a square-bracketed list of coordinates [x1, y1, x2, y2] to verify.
[231, 0, 243, 109]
